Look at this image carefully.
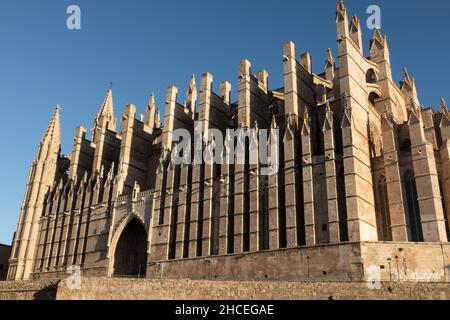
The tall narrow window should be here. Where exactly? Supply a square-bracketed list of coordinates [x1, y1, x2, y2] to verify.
[403, 170, 423, 242]
[259, 179, 269, 250]
[374, 175, 392, 241]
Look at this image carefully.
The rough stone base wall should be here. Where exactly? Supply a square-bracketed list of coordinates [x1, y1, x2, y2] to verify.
[56, 278, 450, 300]
[0, 280, 59, 300]
[147, 242, 450, 282]
[32, 266, 108, 280]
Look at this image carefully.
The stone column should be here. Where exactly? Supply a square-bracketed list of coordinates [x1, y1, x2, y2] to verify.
[381, 115, 408, 241]
[301, 110, 315, 246]
[408, 107, 447, 242]
[323, 104, 340, 243]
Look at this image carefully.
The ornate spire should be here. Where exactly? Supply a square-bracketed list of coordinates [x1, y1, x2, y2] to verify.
[325, 48, 335, 80]
[441, 99, 447, 112]
[325, 48, 334, 66]
[301, 107, 311, 136]
[323, 101, 333, 131]
[401, 68, 420, 107]
[337, 0, 346, 14]
[350, 15, 360, 32]
[186, 74, 197, 115]
[93, 88, 116, 133]
[41, 104, 61, 145]
[401, 68, 413, 90]
[266, 116, 276, 132]
[341, 92, 352, 128]
[145, 93, 157, 130]
[155, 109, 161, 129]
[440, 99, 450, 134]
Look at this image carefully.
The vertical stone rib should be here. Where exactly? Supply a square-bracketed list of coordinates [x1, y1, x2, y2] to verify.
[381, 115, 408, 241]
[408, 107, 448, 242]
[248, 128, 260, 251]
[233, 132, 246, 253]
[283, 119, 299, 247]
[267, 128, 280, 249]
[202, 150, 214, 256]
[175, 163, 189, 259]
[218, 161, 230, 255]
[188, 162, 203, 257]
[323, 104, 341, 242]
[301, 110, 315, 246]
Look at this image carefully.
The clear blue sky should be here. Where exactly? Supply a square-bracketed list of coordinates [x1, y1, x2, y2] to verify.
[0, 0, 449, 245]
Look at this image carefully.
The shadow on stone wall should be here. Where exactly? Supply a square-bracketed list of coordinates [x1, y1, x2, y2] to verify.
[33, 282, 59, 300]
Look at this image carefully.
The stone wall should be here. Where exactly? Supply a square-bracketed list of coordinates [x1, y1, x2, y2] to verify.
[147, 242, 450, 283]
[0, 244, 11, 281]
[0, 280, 58, 300]
[56, 278, 450, 300]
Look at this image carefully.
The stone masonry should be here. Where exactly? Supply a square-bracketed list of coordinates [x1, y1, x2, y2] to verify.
[7, 0, 450, 284]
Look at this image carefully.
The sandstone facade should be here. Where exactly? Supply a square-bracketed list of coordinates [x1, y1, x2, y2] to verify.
[7, 0, 450, 283]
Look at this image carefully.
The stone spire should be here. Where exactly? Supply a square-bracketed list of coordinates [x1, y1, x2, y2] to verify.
[325, 48, 335, 81]
[43, 104, 60, 140]
[38, 104, 61, 160]
[145, 93, 158, 131]
[440, 99, 450, 135]
[93, 88, 116, 133]
[336, 0, 349, 39]
[349, 14, 363, 53]
[370, 29, 391, 65]
[441, 98, 447, 113]
[155, 109, 161, 129]
[401, 68, 420, 107]
[186, 74, 197, 117]
[337, 0, 346, 14]
[9, 105, 62, 280]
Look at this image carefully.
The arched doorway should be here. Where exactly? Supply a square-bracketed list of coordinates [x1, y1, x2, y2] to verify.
[113, 218, 148, 277]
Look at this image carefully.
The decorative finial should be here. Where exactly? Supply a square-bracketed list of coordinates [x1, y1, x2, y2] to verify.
[271, 115, 277, 129]
[303, 107, 310, 121]
[441, 99, 447, 110]
[56, 104, 61, 112]
[109, 81, 113, 90]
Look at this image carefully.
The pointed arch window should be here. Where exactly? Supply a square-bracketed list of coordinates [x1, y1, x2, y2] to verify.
[366, 69, 377, 84]
[403, 170, 423, 242]
[368, 92, 380, 107]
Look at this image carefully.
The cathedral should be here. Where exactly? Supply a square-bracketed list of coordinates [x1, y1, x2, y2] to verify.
[7, 0, 450, 282]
